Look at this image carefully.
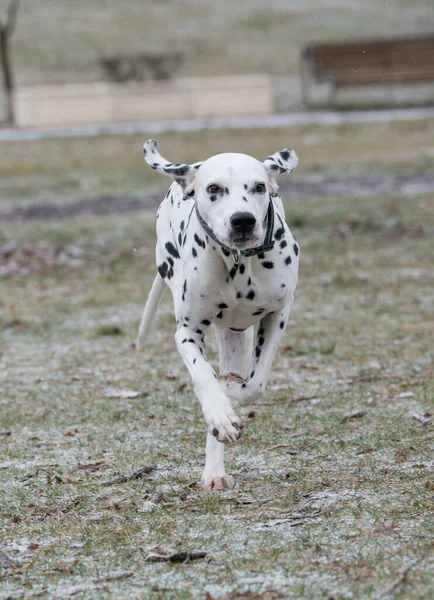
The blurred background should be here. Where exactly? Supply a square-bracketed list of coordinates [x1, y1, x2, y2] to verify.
[1, 0, 434, 126]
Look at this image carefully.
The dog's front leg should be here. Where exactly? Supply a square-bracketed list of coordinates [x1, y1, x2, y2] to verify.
[174, 328, 243, 443]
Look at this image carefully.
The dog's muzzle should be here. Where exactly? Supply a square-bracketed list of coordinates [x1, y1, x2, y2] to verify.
[230, 212, 257, 245]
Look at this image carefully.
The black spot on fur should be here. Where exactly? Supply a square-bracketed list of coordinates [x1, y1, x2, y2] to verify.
[216, 311, 223, 319]
[210, 195, 217, 202]
[181, 338, 187, 344]
[252, 309, 265, 316]
[257, 252, 265, 260]
[194, 233, 206, 249]
[165, 242, 180, 259]
[246, 290, 255, 300]
[192, 247, 197, 258]
[158, 262, 168, 279]
[255, 346, 261, 358]
[281, 283, 286, 288]
[193, 358, 196, 364]
[182, 279, 187, 302]
[280, 240, 287, 249]
[239, 264, 245, 274]
[247, 277, 252, 286]
[188, 338, 195, 343]
[244, 184, 248, 190]
[280, 150, 290, 161]
[280, 321, 285, 329]
[180, 220, 185, 231]
[230, 327, 245, 332]
[230, 265, 238, 279]
[201, 319, 211, 326]
[195, 328, 203, 335]
[178, 232, 182, 247]
[285, 256, 292, 265]
[274, 227, 285, 241]
[262, 261, 274, 269]
[293, 243, 299, 256]
[242, 196, 248, 203]
[236, 291, 243, 299]
[218, 303, 228, 309]
[221, 247, 231, 257]
[250, 370, 255, 378]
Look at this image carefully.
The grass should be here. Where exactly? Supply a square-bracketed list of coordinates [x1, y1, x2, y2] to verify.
[1, 122, 434, 598]
[1, 118, 434, 209]
[8, 0, 434, 85]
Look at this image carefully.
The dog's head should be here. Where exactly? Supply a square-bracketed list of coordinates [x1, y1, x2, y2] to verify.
[143, 139, 298, 251]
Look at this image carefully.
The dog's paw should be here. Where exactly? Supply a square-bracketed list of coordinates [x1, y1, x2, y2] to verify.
[218, 371, 245, 385]
[202, 474, 234, 492]
[206, 407, 244, 443]
[221, 377, 262, 404]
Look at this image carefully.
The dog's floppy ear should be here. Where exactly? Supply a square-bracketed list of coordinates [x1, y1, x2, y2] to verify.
[143, 139, 202, 192]
[263, 148, 298, 194]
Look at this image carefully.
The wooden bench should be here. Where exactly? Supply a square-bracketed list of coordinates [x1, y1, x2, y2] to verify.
[300, 35, 434, 108]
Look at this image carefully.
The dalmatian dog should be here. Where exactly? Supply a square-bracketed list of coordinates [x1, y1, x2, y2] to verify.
[137, 139, 299, 491]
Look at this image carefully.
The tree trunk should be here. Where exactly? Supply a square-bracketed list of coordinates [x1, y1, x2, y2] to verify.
[0, 29, 14, 125]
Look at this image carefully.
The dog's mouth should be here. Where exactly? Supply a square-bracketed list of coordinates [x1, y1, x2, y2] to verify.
[229, 233, 260, 250]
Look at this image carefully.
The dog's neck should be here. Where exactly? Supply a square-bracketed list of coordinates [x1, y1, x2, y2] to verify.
[193, 196, 276, 265]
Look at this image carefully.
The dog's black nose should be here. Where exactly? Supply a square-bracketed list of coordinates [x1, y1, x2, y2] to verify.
[230, 212, 256, 234]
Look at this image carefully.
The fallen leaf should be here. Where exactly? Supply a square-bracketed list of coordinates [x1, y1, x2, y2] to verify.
[100, 496, 135, 510]
[28, 543, 40, 551]
[65, 476, 81, 484]
[342, 409, 366, 421]
[412, 413, 432, 425]
[74, 461, 107, 473]
[0, 431, 12, 437]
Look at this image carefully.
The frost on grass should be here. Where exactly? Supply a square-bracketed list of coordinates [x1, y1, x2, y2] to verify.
[1, 191, 434, 599]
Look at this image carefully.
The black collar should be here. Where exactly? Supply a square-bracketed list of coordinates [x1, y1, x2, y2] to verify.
[194, 197, 275, 263]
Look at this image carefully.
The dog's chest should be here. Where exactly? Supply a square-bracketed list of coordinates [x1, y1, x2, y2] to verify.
[215, 257, 295, 329]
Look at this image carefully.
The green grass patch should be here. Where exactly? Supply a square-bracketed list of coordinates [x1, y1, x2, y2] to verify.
[1, 188, 433, 598]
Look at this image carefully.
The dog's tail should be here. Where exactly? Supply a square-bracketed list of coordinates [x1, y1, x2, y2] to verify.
[136, 273, 166, 351]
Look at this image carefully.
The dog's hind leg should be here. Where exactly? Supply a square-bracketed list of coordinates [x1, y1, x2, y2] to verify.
[214, 327, 254, 382]
[136, 274, 166, 350]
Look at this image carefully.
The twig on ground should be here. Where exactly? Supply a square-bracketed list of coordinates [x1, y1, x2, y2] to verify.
[95, 571, 133, 583]
[101, 465, 155, 486]
[371, 563, 414, 600]
[26, 498, 81, 519]
[145, 551, 207, 563]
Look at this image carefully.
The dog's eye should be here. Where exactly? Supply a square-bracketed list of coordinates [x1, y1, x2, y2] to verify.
[255, 183, 266, 193]
[207, 184, 222, 194]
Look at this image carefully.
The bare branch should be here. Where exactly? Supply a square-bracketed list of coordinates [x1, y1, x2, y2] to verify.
[0, 0, 19, 33]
